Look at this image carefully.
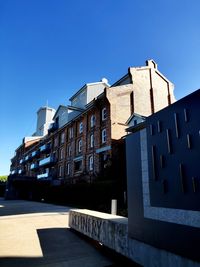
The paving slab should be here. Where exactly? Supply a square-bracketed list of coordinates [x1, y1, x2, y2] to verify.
[0, 198, 114, 267]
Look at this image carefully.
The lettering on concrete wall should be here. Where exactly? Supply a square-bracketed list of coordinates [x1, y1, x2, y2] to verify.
[71, 212, 106, 241]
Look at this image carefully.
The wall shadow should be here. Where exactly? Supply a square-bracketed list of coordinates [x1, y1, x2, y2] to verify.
[0, 227, 140, 267]
[0, 198, 70, 217]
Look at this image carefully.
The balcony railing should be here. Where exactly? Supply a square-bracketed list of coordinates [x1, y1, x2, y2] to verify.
[37, 172, 49, 179]
[32, 150, 40, 158]
[24, 155, 32, 162]
[40, 143, 51, 153]
[39, 156, 56, 167]
[19, 158, 25, 164]
[30, 163, 39, 170]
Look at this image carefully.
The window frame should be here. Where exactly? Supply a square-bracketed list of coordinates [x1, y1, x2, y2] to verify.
[59, 165, 63, 177]
[90, 134, 94, 148]
[66, 163, 70, 175]
[101, 129, 107, 144]
[67, 144, 72, 157]
[79, 122, 83, 133]
[61, 132, 65, 144]
[78, 139, 82, 153]
[89, 155, 94, 171]
[102, 107, 107, 121]
[60, 147, 64, 160]
[90, 114, 95, 128]
[69, 127, 73, 139]
[74, 160, 82, 172]
[54, 137, 58, 147]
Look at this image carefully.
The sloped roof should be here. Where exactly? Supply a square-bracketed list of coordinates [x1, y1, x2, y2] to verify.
[126, 113, 146, 125]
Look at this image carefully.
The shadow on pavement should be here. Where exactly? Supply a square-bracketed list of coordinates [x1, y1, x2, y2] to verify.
[70, 230, 142, 267]
[0, 227, 140, 267]
[0, 198, 69, 217]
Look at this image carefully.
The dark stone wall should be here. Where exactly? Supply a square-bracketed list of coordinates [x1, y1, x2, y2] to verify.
[126, 89, 200, 262]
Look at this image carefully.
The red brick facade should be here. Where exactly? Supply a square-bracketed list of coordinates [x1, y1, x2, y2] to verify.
[10, 60, 175, 184]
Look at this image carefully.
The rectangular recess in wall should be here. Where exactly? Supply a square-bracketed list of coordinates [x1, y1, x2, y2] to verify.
[192, 177, 197, 193]
[174, 113, 179, 138]
[179, 163, 185, 193]
[160, 155, 164, 168]
[187, 134, 191, 149]
[150, 124, 153, 135]
[157, 120, 161, 133]
[162, 179, 168, 194]
[151, 145, 157, 180]
[166, 129, 172, 154]
[184, 108, 188, 122]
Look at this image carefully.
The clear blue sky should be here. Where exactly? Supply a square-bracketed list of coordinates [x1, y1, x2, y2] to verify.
[1, 0, 200, 175]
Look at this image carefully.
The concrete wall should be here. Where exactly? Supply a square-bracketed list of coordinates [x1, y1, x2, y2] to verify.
[36, 107, 55, 136]
[106, 84, 133, 140]
[71, 82, 107, 109]
[69, 209, 200, 267]
[129, 62, 175, 116]
[106, 60, 175, 140]
[87, 83, 106, 103]
[126, 89, 200, 263]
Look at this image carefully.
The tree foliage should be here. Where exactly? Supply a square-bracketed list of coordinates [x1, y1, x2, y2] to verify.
[0, 176, 8, 183]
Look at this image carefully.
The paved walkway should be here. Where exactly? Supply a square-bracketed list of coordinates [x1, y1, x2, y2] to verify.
[0, 198, 114, 267]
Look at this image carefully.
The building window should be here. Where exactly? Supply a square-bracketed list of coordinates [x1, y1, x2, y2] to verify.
[74, 160, 82, 172]
[61, 132, 65, 144]
[52, 152, 57, 162]
[67, 145, 72, 157]
[66, 163, 70, 175]
[78, 139, 82, 153]
[60, 148, 64, 160]
[89, 155, 93, 171]
[54, 137, 58, 147]
[69, 127, 73, 139]
[102, 129, 107, 143]
[90, 134, 94, 148]
[90, 115, 95, 127]
[79, 122, 83, 133]
[59, 166, 63, 177]
[102, 107, 107, 121]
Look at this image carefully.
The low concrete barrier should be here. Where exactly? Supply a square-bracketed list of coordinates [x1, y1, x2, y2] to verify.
[69, 209, 128, 256]
[69, 209, 200, 267]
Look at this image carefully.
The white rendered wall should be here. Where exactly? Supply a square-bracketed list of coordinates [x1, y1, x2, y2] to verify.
[36, 107, 55, 136]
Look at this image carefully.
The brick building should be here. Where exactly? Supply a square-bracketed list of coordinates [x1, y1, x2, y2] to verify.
[10, 60, 175, 184]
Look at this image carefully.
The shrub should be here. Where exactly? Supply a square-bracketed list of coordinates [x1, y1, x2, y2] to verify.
[0, 175, 8, 183]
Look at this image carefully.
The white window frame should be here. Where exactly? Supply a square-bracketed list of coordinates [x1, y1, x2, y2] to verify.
[79, 122, 83, 133]
[68, 145, 72, 156]
[102, 129, 107, 144]
[66, 163, 70, 175]
[90, 115, 95, 127]
[74, 159, 82, 172]
[59, 165, 63, 177]
[60, 148, 64, 160]
[90, 134, 94, 148]
[89, 155, 93, 171]
[102, 107, 107, 121]
[78, 139, 82, 152]
[69, 127, 73, 139]
[54, 137, 58, 147]
[61, 132, 65, 144]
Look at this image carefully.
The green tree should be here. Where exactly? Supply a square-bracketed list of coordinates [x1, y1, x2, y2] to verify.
[0, 176, 8, 183]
